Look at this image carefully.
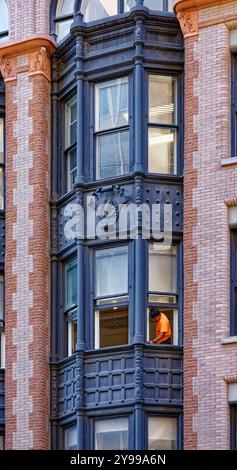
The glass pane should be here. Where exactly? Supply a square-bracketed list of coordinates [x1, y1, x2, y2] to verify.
[149, 244, 177, 293]
[149, 75, 176, 125]
[0, 0, 8, 33]
[96, 130, 129, 180]
[95, 78, 128, 132]
[66, 99, 77, 147]
[67, 147, 77, 192]
[148, 294, 176, 304]
[56, 0, 74, 17]
[168, 0, 174, 11]
[99, 308, 128, 348]
[81, 0, 117, 23]
[64, 425, 77, 450]
[56, 19, 72, 41]
[96, 246, 128, 298]
[144, 0, 163, 10]
[148, 128, 176, 174]
[0, 332, 4, 369]
[68, 319, 77, 356]
[0, 274, 3, 320]
[0, 433, 4, 450]
[0, 168, 3, 210]
[148, 308, 177, 345]
[95, 419, 128, 450]
[0, 118, 4, 163]
[124, 0, 135, 10]
[65, 260, 77, 309]
[96, 296, 129, 306]
[148, 417, 177, 450]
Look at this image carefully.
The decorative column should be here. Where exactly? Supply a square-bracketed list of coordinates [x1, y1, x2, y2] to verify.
[0, 36, 56, 449]
[71, 15, 86, 450]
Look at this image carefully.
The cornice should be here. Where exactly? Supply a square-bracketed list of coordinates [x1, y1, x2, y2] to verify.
[0, 35, 56, 83]
[174, 0, 234, 13]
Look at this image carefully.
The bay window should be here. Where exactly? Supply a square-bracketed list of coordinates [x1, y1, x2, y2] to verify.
[148, 416, 177, 450]
[95, 77, 129, 180]
[65, 259, 77, 356]
[65, 98, 77, 192]
[64, 424, 77, 450]
[95, 246, 129, 348]
[94, 418, 128, 450]
[148, 244, 178, 345]
[148, 75, 177, 174]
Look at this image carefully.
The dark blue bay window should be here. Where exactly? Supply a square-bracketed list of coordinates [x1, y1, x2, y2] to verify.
[50, 0, 183, 450]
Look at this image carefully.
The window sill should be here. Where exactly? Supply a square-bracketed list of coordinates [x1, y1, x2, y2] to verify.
[221, 336, 237, 345]
[221, 157, 237, 167]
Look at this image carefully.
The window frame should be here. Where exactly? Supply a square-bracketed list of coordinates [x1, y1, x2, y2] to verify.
[231, 405, 237, 450]
[64, 96, 77, 194]
[92, 414, 131, 450]
[93, 243, 132, 349]
[0, 0, 8, 43]
[64, 257, 78, 357]
[146, 414, 180, 450]
[54, 0, 75, 43]
[93, 75, 131, 182]
[147, 72, 179, 176]
[230, 229, 237, 336]
[146, 240, 182, 346]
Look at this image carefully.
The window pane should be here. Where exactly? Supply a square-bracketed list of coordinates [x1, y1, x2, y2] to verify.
[149, 75, 176, 125]
[144, 0, 163, 10]
[68, 319, 77, 356]
[168, 0, 174, 11]
[0, 433, 4, 450]
[98, 308, 128, 348]
[148, 417, 177, 450]
[81, 0, 117, 23]
[56, 19, 72, 41]
[148, 308, 178, 345]
[67, 147, 77, 191]
[95, 418, 128, 450]
[65, 260, 77, 309]
[56, 0, 74, 17]
[66, 99, 77, 147]
[64, 425, 77, 450]
[95, 78, 128, 132]
[96, 247, 128, 298]
[0, 274, 4, 320]
[0, 118, 4, 163]
[96, 130, 129, 180]
[0, 0, 8, 33]
[0, 167, 4, 210]
[149, 244, 177, 293]
[148, 128, 176, 174]
[0, 332, 5, 369]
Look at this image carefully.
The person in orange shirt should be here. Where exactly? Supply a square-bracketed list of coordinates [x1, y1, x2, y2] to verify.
[149, 308, 172, 345]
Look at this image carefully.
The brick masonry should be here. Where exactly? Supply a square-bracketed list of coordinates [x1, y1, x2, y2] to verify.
[177, 0, 237, 450]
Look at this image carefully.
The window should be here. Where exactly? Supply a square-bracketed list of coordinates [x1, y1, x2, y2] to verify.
[65, 259, 77, 356]
[230, 229, 237, 336]
[0, 117, 4, 210]
[95, 77, 129, 180]
[148, 244, 178, 345]
[95, 246, 129, 348]
[231, 406, 237, 450]
[0, 433, 4, 450]
[65, 98, 77, 192]
[125, 0, 174, 12]
[148, 417, 177, 450]
[94, 418, 128, 450]
[148, 75, 177, 174]
[55, 0, 74, 42]
[81, 0, 117, 23]
[0, 273, 4, 369]
[0, 0, 8, 43]
[64, 424, 77, 450]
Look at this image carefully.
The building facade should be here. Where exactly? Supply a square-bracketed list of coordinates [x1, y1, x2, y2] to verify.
[0, 0, 236, 451]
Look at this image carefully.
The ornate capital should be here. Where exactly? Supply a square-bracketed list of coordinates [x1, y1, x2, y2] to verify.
[29, 47, 51, 81]
[0, 56, 16, 81]
[177, 10, 198, 38]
